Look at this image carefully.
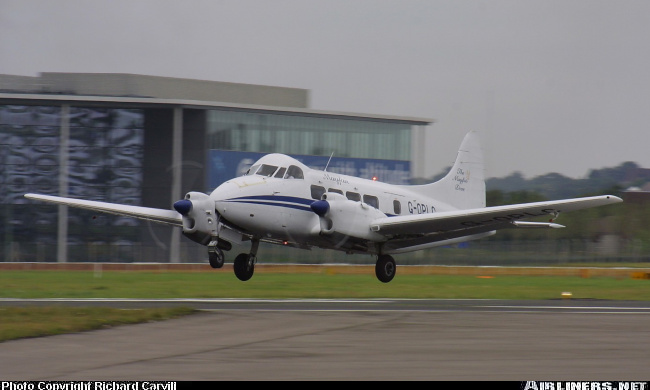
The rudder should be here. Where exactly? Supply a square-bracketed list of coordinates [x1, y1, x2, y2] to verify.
[413, 131, 485, 210]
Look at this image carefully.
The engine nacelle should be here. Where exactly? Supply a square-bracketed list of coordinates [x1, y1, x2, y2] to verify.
[173, 191, 218, 245]
[310, 192, 387, 242]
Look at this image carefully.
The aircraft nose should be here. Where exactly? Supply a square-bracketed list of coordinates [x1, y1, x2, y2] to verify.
[310, 200, 329, 217]
[210, 180, 240, 214]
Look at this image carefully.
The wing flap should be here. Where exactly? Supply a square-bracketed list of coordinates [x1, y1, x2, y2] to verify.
[25, 193, 183, 227]
[371, 195, 622, 236]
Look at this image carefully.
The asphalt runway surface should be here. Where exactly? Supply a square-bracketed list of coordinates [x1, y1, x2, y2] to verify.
[1, 298, 650, 381]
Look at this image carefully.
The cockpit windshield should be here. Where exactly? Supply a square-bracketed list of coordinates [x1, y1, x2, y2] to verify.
[256, 164, 279, 177]
[243, 161, 304, 180]
[244, 164, 260, 176]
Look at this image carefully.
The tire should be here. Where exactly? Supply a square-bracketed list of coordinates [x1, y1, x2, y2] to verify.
[375, 255, 396, 283]
[234, 253, 255, 281]
[208, 248, 225, 269]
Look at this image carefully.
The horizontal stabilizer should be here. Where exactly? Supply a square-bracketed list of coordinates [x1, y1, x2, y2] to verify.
[512, 221, 565, 228]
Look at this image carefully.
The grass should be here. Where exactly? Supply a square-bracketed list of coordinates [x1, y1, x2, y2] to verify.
[1, 268, 649, 342]
[0, 306, 195, 343]
[2, 269, 650, 299]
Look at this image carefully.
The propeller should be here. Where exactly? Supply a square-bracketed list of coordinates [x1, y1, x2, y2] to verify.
[310, 199, 329, 217]
[172, 192, 217, 245]
[173, 199, 193, 216]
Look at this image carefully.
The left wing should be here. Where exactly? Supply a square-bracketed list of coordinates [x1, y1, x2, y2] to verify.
[24, 193, 183, 227]
[370, 195, 622, 236]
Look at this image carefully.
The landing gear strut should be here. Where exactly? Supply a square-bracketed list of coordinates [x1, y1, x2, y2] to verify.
[375, 254, 396, 283]
[207, 240, 225, 269]
[233, 238, 260, 281]
[208, 248, 224, 269]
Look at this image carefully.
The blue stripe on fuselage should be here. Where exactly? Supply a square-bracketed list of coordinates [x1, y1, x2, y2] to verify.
[230, 195, 314, 205]
[227, 199, 312, 212]
[224, 195, 314, 212]
[222, 195, 398, 216]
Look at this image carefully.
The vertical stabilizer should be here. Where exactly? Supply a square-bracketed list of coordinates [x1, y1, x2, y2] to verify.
[412, 131, 485, 210]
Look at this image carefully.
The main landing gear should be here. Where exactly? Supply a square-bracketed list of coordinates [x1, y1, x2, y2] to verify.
[375, 254, 396, 283]
[233, 238, 259, 282]
[207, 237, 259, 281]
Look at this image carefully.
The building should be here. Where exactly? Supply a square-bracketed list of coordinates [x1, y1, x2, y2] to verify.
[0, 72, 433, 263]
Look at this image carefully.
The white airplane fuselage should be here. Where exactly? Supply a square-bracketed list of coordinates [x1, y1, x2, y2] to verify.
[209, 153, 453, 254]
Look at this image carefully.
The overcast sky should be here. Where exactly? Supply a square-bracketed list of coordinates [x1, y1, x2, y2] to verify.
[1, 0, 649, 179]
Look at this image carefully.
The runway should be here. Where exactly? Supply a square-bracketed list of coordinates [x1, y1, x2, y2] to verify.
[1, 299, 650, 381]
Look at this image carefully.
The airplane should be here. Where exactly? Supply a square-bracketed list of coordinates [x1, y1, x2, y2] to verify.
[24, 131, 623, 283]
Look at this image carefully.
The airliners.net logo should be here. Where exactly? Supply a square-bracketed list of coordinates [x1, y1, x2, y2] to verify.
[522, 382, 647, 390]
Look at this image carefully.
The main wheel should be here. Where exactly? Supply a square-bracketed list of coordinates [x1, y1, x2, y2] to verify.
[375, 254, 396, 283]
[208, 248, 224, 269]
[233, 253, 255, 281]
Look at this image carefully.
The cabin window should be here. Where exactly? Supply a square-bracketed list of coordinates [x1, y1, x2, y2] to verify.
[245, 164, 260, 176]
[274, 167, 286, 178]
[328, 188, 343, 195]
[311, 185, 326, 200]
[286, 165, 304, 179]
[256, 164, 278, 177]
[346, 192, 361, 202]
[393, 200, 401, 215]
[363, 195, 379, 209]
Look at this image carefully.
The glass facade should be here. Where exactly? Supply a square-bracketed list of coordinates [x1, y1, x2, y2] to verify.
[0, 105, 145, 262]
[206, 110, 411, 160]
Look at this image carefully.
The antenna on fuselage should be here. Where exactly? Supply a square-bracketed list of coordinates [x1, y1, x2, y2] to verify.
[324, 152, 334, 171]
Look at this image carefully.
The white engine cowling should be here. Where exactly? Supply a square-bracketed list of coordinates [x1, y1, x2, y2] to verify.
[173, 191, 218, 245]
[310, 192, 387, 242]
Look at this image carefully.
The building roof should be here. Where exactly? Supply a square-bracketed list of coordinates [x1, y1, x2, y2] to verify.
[0, 92, 433, 125]
[0, 73, 434, 125]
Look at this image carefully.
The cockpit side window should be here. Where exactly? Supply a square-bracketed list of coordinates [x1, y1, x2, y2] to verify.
[286, 165, 304, 179]
[274, 167, 286, 178]
[245, 164, 260, 176]
[257, 164, 279, 177]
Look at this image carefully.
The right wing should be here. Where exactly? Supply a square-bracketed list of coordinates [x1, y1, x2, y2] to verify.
[370, 195, 622, 253]
[24, 193, 183, 227]
[371, 195, 622, 236]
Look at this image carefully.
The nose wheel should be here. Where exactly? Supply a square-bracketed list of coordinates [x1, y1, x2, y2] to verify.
[208, 247, 225, 269]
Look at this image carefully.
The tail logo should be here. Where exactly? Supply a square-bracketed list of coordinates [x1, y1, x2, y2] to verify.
[454, 168, 470, 192]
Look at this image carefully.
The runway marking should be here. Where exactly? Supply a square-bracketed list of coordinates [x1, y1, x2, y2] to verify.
[485, 305, 650, 310]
